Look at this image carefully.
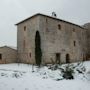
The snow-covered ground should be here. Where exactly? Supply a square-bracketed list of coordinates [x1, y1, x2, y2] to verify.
[0, 61, 90, 90]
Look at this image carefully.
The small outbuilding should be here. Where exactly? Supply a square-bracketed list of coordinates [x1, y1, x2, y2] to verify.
[0, 46, 17, 64]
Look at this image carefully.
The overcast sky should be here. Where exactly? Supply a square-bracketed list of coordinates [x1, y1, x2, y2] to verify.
[0, 0, 90, 47]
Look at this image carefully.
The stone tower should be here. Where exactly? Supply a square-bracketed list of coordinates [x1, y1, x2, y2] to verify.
[16, 13, 88, 64]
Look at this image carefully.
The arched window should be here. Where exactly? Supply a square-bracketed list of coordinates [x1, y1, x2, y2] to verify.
[24, 26, 26, 31]
[74, 41, 76, 46]
[29, 53, 31, 58]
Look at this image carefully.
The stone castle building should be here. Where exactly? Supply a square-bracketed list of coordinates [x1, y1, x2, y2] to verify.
[0, 13, 90, 64]
[15, 13, 90, 64]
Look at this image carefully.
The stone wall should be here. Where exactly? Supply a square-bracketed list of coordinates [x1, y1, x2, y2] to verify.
[17, 14, 87, 64]
[0, 46, 17, 64]
[39, 15, 87, 64]
[83, 23, 90, 59]
[17, 16, 40, 64]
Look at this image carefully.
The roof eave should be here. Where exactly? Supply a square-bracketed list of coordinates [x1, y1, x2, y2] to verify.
[15, 13, 41, 25]
[15, 13, 86, 30]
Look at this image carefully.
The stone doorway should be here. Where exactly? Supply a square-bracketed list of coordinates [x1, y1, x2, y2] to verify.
[66, 54, 70, 63]
[0, 53, 2, 60]
[56, 53, 60, 64]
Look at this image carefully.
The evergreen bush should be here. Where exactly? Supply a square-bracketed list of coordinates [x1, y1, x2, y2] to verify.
[35, 31, 42, 66]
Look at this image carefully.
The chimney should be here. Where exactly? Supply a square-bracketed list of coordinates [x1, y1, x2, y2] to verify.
[52, 12, 57, 18]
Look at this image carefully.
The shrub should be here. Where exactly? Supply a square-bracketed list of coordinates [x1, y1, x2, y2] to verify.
[62, 65, 74, 79]
[35, 31, 42, 67]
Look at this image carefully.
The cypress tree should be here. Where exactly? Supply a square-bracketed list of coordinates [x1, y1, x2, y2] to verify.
[35, 31, 42, 66]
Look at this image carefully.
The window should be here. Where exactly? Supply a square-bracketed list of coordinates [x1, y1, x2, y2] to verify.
[58, 24, 61, 30]
[0, 54, 2, 59]
[73, 28, 75, 32]
[24, 26, 26, 31]
[74, 41, 76, 46]
[29, 53, 31, 58]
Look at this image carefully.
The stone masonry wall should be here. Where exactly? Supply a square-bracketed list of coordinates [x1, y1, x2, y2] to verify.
[39, 15, 87, 64]
[0, 47, 17, 64]
[17, 15, 87, 64]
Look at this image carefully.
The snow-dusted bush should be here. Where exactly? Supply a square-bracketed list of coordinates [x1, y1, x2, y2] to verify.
[61, 64, 74, 79]
[75, 62, 86, 74]
[12, 72, 23, 78]
[48, 64, 59, 70]
[86, 70, 90, 81]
